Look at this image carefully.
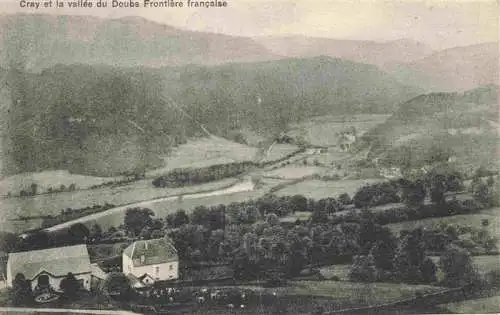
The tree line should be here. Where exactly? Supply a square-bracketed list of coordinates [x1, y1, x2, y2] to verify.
[152, 162, 254, 188]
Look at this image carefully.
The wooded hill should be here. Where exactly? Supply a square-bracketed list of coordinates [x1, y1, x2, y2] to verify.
[361, 85, 499, 174]
[0, 56, 421, 176]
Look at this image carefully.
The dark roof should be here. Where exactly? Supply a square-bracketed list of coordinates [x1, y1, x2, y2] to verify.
[123, 238, 178, 267]
[7, 245, 91, 280]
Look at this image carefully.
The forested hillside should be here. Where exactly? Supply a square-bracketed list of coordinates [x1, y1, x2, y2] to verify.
[0, 57, 420, 176]
[361, 85, 499, 174]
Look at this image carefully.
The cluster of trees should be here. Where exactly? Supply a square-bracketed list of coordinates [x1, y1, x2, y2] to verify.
[152, 162, 254, 188]
[0, 222, 101, 254]
[349, 222, 485, 288]
[89, 177, 143, 190]
[353, 182, 400, 208]
[14, 183, 77, 198]
[10, 271, 96, 306]
[350, 227, 436, 283]
[353, 170, 466, 209]
[18, 183, 38, 197]
[11, 274, 32, 306]
[470, 175, 499, 208]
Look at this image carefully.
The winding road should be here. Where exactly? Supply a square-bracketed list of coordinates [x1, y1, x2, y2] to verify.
[44, 179, 255, 232]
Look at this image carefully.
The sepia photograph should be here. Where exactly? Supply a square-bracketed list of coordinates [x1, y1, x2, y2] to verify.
[0, 0, 498, 313]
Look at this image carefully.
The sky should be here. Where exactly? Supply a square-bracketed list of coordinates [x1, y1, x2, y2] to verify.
[0, 0, 498, 50]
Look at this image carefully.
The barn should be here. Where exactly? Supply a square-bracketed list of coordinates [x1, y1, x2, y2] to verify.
[6, 244, 92, 293]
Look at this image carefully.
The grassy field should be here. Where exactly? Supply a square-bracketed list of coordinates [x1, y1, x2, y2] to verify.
[279, 211, 312, 223]
[263, 166, 326, 180]
[288, 114, 390, 147]
[429, 255, 500, 276]
[260, 144, 301, 164]
[57, 184, 271, 232]
[286, 280, 445, 305]
[386, 208, 500, 239]
[0, 170, 117, 197]
[441, 294, 500, 313]
[1, 177, 240, 232]
[147, 135, 259, 177]
[319, 264, 351, 281]
[275, 178, 382, 199]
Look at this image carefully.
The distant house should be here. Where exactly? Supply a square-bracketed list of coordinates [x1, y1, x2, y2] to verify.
[122, 238, 179, 286]
[6, 244, 92, 292]
[380, 167, 402, 179]
[338, 131, 357, 152]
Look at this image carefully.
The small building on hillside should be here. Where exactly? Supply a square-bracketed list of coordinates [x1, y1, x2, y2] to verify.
[122, 238, 179, 286]
[337, 130, 357, 152]
[6, 244, 92, 292]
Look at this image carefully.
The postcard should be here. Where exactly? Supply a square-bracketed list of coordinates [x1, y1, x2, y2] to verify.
[0, 0, 498, 313]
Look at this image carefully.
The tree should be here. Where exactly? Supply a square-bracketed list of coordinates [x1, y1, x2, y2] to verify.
[430, 174, 446, 205]
[370, 235, 397, 271]
[139, 227, 151, 240]
[338, 193, 352, 205]
[68, 183, 76, 192]
[349, 254, 377, 282]
[11, 273, 32, 306]
[103, 272, 133, 300]
[90, 224, 103, 242]
[150, 229, 164, 239]
[0, 232, 18, 253]
[59, 272, 80, 299]
[172, 209, 189, 228]
[124, 207, 154, 236]
[393, 229, 427, 283]
[439, 245, 478, 287]
[68, 223, 90, 244]
[402, 180, 426, 207]
[21, 230, 51, 251]
[290, 194, 308, 212]
[266, 213, 279, 226]
[30, 183, 37, 196]
[420, 257, 437, 283]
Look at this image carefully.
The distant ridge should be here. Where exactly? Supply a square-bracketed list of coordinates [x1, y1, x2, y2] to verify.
[0, 13, 284, 70]
[254, 35, 435, 68]
[389, 42, 499, 92]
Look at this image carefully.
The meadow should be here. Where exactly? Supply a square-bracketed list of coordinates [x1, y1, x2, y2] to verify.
[1, 177, 239, 232]
[386, 208, 500, 239]
[441, 294, 500, 313]
[275, 178, 382, 199]
[146, 135, 259, 177]
[47, 182, 273, 232]
[319, 264, 351, 281]
[263, 166, 326, 180]
[286, 280, 446, 305]
[288, 114, 390, 147]
[0, 170, 118, 197]
[259, 143, 301, 164]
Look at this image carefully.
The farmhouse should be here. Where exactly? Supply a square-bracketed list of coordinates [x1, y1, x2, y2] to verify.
[123, 237, 179, 286]
[337, 131, 357, 152]
[6, 244, 92, 292]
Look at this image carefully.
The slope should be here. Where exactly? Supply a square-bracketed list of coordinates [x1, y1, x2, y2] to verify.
[1, 57, 421, 176]
[254, 36, 434, 69]
[361, 85, 499, 174]
[0, 14, 283, 70]
[388, 43, 499, 92]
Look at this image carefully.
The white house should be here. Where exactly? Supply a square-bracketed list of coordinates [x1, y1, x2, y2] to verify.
[6, 244, 92, 292]
[122, 238, 179, 286]
[337, 131, 357, 152]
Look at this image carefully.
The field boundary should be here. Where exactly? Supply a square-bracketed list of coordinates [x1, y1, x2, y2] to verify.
[324, 285, 478, 314]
